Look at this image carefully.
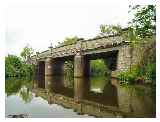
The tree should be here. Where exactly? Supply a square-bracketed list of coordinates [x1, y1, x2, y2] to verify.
[57, 36, 79, 47]
[20, 44, 34, 62]
[128, 5, 156, 39]
[5, 54, 34, 77]
[90, 59, 109, 76]
[117, 5, 156, 86]
[5, 55, 22, 77]
[99, 24, 122, 36]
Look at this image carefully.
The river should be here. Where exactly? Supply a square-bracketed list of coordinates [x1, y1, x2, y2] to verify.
[5, 76, 155, 118]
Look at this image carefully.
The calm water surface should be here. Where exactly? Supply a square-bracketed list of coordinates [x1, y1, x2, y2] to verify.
[5, 76, 155, 118]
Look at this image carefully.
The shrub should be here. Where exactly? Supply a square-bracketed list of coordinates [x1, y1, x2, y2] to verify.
[118, 65, 142, 84]
[145, 62, 156, 83]
[5, 55, 34, 78]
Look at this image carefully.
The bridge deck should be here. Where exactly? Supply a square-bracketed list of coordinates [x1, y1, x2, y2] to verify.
[30, 35, 128, 62]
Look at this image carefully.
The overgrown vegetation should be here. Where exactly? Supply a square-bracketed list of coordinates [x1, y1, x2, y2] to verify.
[97, 5, 156, 86]
[20, 44, 34, 62]
[5, 45, 35, 78]
[117, 5, 156, 85]
[56, 36, 79, 47]
[64, 60, 74, 87]
[128, 5, 156, 39]
[61, 5, 156, 83]
[5, 55, 34, 77]
[99, 24, 122, 36]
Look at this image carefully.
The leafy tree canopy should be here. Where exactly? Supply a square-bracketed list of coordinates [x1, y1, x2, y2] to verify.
[99, 24, 122, 36]
[5, 54, 34, 77]
[57, 36, 80, 47]
[128, 5, 156, 39]
[20, 44, 34, 62]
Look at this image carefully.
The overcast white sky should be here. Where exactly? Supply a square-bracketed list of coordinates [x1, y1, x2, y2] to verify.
[5, 0, 155, 56]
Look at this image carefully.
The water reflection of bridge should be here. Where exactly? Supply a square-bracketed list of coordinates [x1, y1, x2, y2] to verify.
[30, 35, 155, 117]
[35, 75, 118, 105]
[33, 75, 121, 117]
[33, 75, 155, 117]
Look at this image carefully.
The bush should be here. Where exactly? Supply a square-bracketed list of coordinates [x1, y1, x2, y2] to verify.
[145, 62, 156, 83]
[118, 65, 142, 84]
[118, 61, 156, 85]
[5, 55, 34, 78]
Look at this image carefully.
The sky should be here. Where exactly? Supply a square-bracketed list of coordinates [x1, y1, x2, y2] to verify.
[5, 0, 156, 56]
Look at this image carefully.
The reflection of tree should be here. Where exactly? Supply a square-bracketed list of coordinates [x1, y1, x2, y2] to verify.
[5, 78, 33, 100]
[90, 76, 108, 93]
[19, 86, 33, 103]
[63, 75, 74, 88]
[64, 60, 74, 88]
[5, 79, 22, 96]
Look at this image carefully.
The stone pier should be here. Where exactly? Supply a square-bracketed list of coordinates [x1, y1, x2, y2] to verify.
[45, 57, 53, 76]
[74, 53, 84, 77]
[45, 57, 64, 76]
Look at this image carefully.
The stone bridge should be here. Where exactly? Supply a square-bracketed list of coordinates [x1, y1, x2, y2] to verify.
[30, 35, 132, 78]
[29, 34, 138, 102]
[28, 34, 156, 108]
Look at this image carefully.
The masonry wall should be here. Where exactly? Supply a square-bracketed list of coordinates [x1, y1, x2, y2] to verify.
[111, 45, 131, 77]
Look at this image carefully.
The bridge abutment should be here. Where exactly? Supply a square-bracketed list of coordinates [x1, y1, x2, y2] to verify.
[117, 45, 132, 71]
[111, 45, 132, 77]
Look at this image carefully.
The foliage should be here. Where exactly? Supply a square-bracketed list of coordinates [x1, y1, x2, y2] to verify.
[5, 55, 34, 77]
[118, 65, 142, 85]
[99, 24, 122, 36]
[56, 5, 156, 84]
[5, 77, 33, 102]
[20, 44, 34, 62]
[20, 64, 35, 77]
[118, 5, 156, 85]
[118, 40, 156, 85]
[64, 61, 74, 76]
[113, 5, 156, 45]
[145, 62, 156, 82]
[143, 41, 156, 84]
[57, 36, 79, 47]
[128, 5, 156, 39]
[19, 86, 33, 103]
[6, 45, 35, 77]
[5, 78, 22, 96]
[90, 59, 109, 76]
[5, 55, 22, 77]
[90, 76, 109, 93]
